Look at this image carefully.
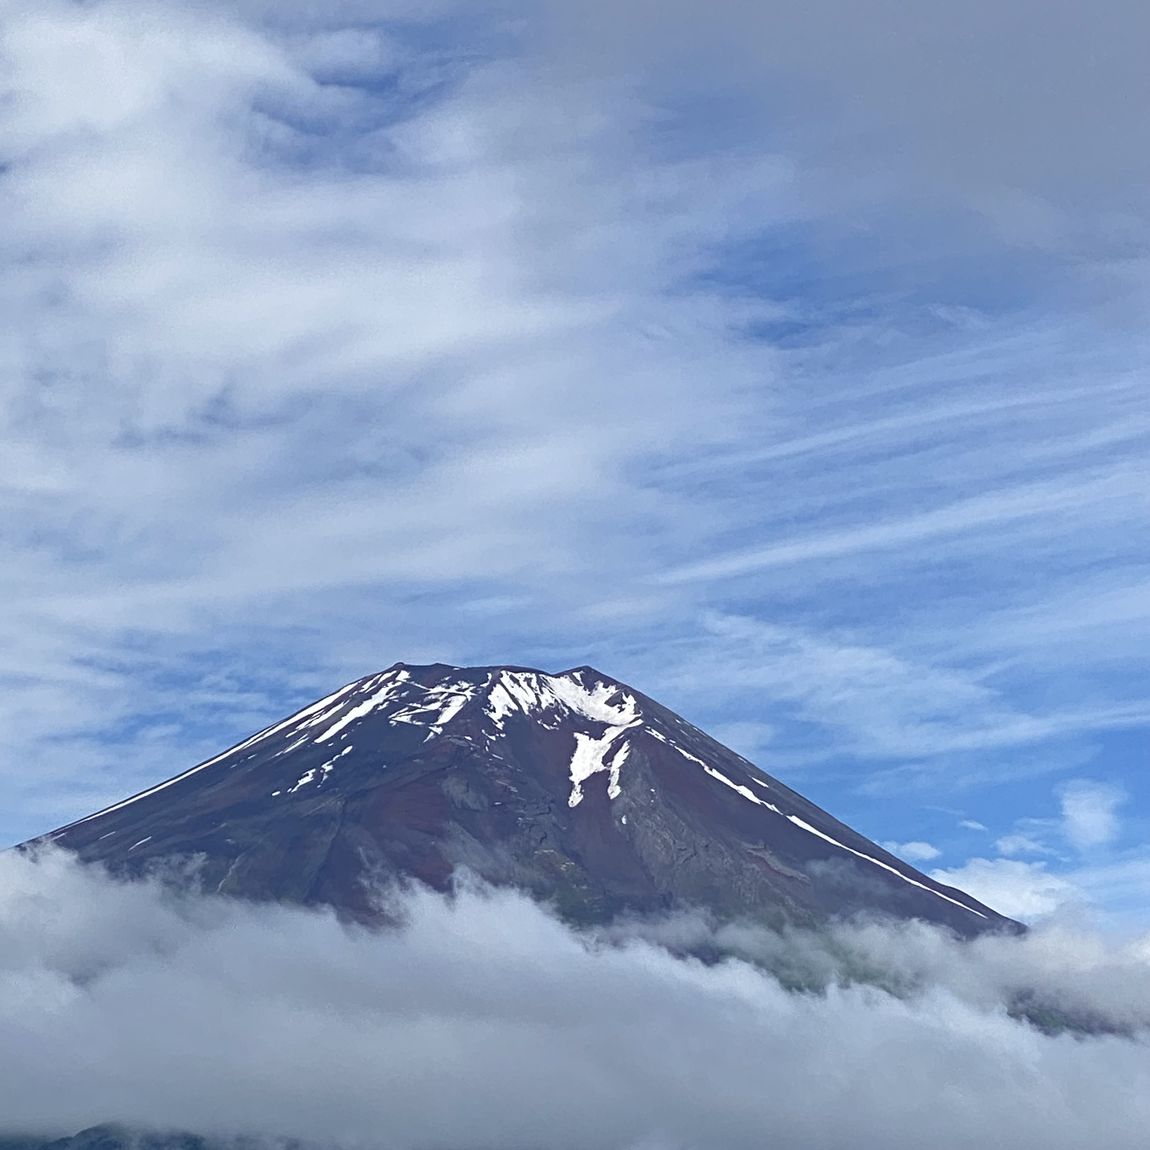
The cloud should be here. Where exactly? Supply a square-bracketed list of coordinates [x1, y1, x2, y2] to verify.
[0, 0, 785, 840]
[995, 833, 1052, 857]
[959, 820, 988, 832]
[881, 840, 940, 863]
[640, 615, 1148, 773]
[4, 851, 1150, 1148]
[1059, 779, 1126, 851]
[659, 471, 1148, 585]
[539, 0, 1150, 261]
[929, 859, 1081, 923]
[935, 773, 1150, 928]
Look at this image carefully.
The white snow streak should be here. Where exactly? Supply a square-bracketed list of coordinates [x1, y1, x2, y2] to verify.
[785, 815, 987, 918]
[59, 678, 367, 830]
[703, 763, 779, 810]
[313, 672, 410, 743]
[389, 680, 477, 739]
[318, 745, 354, 774]
[287, 769, 317, 794]
[606, 741, 630, 800]
[647, 729, 710, 771]
[647, 726, 987, 919]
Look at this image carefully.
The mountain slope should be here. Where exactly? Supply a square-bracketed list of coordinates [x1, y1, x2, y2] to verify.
[31, 663, 1016, 935]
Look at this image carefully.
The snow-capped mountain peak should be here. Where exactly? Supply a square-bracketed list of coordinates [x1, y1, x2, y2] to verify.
[33, 662, 1019, 936]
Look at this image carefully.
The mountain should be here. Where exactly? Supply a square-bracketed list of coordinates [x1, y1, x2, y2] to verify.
[29, 663, 1015, 935]
[0, 1126, 299, 1150]
[6, 1130, 202, 1150]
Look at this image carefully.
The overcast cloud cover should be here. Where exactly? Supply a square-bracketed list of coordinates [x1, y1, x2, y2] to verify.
[2, 850, 1150, 1146]
[1, 0, 1149, 934]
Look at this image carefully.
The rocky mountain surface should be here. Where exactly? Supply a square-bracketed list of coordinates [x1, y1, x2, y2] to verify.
[30, 662, 1015, 935]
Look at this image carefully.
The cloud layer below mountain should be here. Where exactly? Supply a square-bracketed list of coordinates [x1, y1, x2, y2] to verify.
[3, 851, 1149, 1149]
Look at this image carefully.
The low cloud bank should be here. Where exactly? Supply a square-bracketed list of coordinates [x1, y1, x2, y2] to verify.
[2, 850, 1150, 1149]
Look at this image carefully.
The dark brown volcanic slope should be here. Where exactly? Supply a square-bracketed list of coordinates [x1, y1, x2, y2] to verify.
[31, 663, 1016, 935]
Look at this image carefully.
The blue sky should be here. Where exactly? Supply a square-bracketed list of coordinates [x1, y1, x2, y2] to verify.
[1, 0, 1148, 930]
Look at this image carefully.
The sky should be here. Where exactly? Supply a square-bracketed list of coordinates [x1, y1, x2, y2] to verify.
[0, 0, 1148, 930]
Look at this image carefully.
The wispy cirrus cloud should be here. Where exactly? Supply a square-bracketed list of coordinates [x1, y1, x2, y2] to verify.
[0, 0, 785, 836]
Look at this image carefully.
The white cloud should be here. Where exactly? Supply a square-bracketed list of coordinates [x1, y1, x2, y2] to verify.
[1059, 780, 1126, 852]
[995, 833, 1052, 857]
[0, 0, 791, 839]
[660, 471, 1149, 585]
[642, 615, 1149, 771]
[541, 0, 1150, 257]
[1067, 858, 1150, 928]
[881, 840, 940, 863]
[959, 820, 988, 832]
[930, 859, 1080, 923]
[5, 851, 1150, 1147]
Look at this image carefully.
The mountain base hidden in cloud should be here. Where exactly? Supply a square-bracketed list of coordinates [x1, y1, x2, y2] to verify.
[19, 664, 1122, 1148]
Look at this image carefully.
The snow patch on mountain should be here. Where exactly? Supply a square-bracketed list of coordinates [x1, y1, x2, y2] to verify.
[283, 744, 357, 796]
[549, 674, 641, 726]
[390, 679, 479, 740]
[485, 669, 641, 729]
[313, 672, 411, 742]
[568, 727, 637, 808]
[287, 768, 318, 794]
